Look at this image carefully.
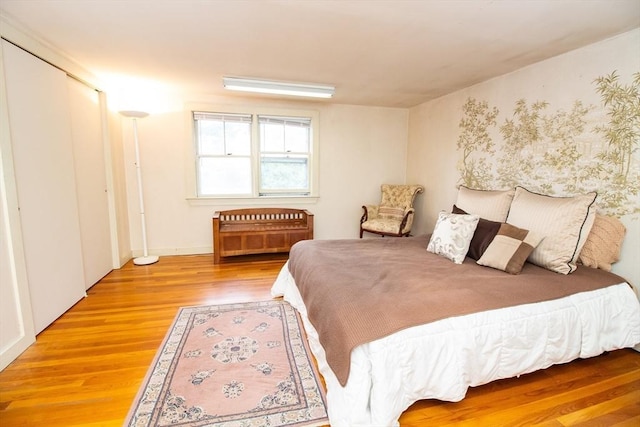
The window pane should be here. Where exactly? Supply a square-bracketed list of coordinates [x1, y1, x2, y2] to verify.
[225, 121, 251, 155]
[260, 122, 285, 152]
[285, 125, 309, 152]
[199, 157, 252, 195]
[197, 120, 224, 155]
[259, 117, 310, 154]
[260, 155, 308, 191]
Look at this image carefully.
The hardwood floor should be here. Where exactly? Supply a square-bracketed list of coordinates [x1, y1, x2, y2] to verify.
[0, 254, 638, 426]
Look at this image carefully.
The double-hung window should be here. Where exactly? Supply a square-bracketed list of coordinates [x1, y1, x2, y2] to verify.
[259, 115, 311, 196]
[194, 112, 252, 196]
[192, 107, 318, 199]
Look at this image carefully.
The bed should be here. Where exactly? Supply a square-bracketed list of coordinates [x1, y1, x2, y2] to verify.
[270, 187, 640, 426]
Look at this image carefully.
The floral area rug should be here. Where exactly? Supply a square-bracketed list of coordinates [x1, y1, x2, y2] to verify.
[125, 300, 328, 427]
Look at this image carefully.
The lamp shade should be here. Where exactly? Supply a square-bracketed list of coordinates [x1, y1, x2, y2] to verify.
[119, 110, 149, 119]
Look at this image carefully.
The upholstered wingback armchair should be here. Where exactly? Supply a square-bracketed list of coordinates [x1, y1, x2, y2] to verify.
[360, 184, 424, 237]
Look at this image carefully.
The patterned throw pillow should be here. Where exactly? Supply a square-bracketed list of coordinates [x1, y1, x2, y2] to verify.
[477, 223, 544, 274]
[378, 206, 405, 221]
[427, 211, 480, 264]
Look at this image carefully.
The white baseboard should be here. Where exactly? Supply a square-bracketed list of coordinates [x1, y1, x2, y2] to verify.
[118, 250, 132, 268]
[0, 334, 35, 372]
[131, 247, 213, 258]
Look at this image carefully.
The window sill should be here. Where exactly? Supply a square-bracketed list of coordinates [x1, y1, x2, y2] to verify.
[186, 196, 319, 207]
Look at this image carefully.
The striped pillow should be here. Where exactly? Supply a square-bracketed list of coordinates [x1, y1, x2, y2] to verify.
[506, 187, 596, 275]
[477, 223, 543, 274]
[455, 186, 515, 222]
[378, 206, 405, 221]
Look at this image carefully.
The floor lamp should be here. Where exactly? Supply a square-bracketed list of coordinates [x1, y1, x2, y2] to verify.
[120, 110, 159, 266]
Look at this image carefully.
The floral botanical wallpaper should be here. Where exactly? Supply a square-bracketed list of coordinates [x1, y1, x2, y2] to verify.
[457, 71, 640, 217]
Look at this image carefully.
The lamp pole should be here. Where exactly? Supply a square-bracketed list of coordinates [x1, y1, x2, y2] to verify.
[120, 110, 159, 265]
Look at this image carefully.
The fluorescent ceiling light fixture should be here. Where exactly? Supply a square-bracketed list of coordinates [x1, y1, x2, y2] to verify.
[223, 77, 334, 98]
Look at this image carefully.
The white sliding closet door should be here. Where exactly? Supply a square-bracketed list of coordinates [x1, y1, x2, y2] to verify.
[2, 41, 86, 334]
[67, 78, 112, 288]
[0, 41, 36, 371]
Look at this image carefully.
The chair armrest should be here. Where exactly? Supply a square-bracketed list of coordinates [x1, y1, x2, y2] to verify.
[400, 207, 416, 234]
[361, 205, 380, 223]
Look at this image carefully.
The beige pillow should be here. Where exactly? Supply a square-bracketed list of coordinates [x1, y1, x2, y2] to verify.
[455, 186, 515, 222]
[477, 223, 544, 274]
[506, 187, 596, 275]
[578, 214, 626, 272]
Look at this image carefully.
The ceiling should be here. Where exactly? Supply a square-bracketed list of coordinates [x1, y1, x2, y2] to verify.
[1, 0, 639, 108]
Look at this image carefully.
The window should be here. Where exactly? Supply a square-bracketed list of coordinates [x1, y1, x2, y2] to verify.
[192, 107, 318, 199]
[259, 116, 311, 195]
[194, 113, 253, 196]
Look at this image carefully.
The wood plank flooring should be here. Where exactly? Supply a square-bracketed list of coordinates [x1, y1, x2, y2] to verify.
[0, 254, 638, 426]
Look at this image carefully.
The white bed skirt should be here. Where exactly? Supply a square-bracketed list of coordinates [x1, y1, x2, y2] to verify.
[271, 261, 640, 427]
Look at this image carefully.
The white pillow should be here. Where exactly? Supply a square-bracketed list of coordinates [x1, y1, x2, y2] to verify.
[506, 187, 596, 274]
[455, 186, 515, 222]
[427, 211, 480, 264]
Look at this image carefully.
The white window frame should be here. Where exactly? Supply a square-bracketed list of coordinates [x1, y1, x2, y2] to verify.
[258, 115, 312, 196]
[194, 112, 254, 197]
[185, 103, 320, 205]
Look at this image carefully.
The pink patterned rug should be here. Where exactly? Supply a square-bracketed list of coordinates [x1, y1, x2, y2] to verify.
[125, 300, 328, 427]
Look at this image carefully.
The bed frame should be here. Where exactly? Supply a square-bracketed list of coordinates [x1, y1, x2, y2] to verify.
[212, 208, 313, 263]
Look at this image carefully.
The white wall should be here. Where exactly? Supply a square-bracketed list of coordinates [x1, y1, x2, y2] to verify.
[121, 97, 409, 256]
[407, 29, 640, 288]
